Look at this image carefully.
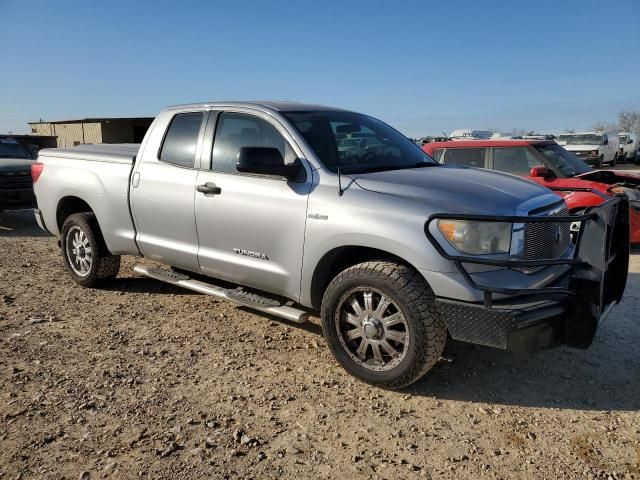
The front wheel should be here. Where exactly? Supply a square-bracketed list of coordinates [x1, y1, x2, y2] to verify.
[61, 213, 121, 287]
[321, 261, 446, 389]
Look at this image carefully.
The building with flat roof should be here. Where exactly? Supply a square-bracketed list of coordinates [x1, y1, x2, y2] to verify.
[29, 117, 153, 148]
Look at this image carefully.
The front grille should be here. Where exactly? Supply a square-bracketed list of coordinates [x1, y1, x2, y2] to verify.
[0, 171, 32, 190]
[523, 205, 571, 260]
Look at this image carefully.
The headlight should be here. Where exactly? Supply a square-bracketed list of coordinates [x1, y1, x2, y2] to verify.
[437, 220, 512, 255]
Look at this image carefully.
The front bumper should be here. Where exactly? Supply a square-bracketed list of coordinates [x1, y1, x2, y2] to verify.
[426, 195, 630, 351]
[570, 151, 599, 164]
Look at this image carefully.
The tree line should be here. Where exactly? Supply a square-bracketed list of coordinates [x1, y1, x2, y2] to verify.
[591, 110, 640, 133]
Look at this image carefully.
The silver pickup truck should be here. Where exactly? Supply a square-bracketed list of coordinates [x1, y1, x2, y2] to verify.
[32, 102, 630, 389]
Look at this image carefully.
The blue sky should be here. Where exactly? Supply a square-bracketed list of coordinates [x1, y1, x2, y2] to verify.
[1, 0, 639, 136]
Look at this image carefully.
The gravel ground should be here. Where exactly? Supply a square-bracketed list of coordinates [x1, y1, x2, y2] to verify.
[0, 209, 638, 480]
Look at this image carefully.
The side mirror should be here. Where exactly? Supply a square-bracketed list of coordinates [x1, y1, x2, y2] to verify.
[629, 139, 634, 144]
[236, 147, 304, 181]
[530, 166, 554, 179]
[603, 138, 608, 145]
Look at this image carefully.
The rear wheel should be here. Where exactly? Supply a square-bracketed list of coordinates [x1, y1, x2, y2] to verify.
[321, 261, 446, 389]
[61, 213, 120, 287]
[611, 153, 618, 166]
[596, 155, 604, 168]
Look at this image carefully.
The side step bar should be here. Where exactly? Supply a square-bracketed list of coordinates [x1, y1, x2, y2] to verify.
[133, 265, 309, 324]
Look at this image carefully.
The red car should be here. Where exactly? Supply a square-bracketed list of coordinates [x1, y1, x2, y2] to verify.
[422, 140, 640, 244]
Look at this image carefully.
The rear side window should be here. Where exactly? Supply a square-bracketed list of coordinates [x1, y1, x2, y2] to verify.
[212, 113, 288, 173]
[442, 148, 486, 168]
[492, 147, 542, 175]
[159, 112, 204, 168]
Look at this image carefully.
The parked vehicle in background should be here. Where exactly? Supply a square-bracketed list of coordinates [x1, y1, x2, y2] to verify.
[31, 101, 629, 389]
[0, 136, 36, 211]
[555, 133, 572, 145]
[423, 139, 640, 244]
[448, 129, 493, 140]
[563, 132, 619, 167]
[618, 132, 638, 163]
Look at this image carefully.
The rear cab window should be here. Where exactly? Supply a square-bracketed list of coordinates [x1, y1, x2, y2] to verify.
[159, 112, 204, 168]
[441, 148, 487, 168]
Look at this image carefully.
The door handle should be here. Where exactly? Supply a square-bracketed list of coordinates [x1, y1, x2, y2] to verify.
[196, 182, 222, 195]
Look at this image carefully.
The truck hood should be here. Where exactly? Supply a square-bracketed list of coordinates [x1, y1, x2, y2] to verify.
[351, 165, 558, 215]
[0, 157, 35, 172]
[565, 144, 598, 152]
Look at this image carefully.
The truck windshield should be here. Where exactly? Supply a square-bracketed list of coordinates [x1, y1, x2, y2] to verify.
[533, 144, 591, 177]
[0, 139, 32, 159]
[283, 111, 436, 174]
[567, 134, 602, 145]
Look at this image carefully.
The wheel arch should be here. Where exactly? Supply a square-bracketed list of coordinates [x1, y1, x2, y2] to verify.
[308, 245, 422, 310]
[56, 196, 96, 232]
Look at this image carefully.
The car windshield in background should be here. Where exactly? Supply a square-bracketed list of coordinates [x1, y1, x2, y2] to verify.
[619, 135, 628, 143]
[534, 144, 591, 177]
[0, 140, 32, 159]
[283, 111, 436, 174]
[567, 134, 602, 145]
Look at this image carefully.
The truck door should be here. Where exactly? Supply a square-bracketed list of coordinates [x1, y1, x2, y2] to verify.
[194, 110, 312, 300]
[130, 110, 206, 271]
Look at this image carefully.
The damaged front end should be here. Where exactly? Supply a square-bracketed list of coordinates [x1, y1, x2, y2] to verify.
[425, 195, 630, 352]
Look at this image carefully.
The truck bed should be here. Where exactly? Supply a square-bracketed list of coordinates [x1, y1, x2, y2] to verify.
[38, 143, 139, 164]
[35, 144, 140, 255]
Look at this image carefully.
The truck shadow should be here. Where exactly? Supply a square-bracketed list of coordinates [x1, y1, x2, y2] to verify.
[0, 209, 50, 237]
[408, 272, 640, 411]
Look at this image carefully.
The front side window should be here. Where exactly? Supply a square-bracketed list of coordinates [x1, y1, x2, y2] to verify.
[432, 149, 444, 163]
[212, 113, 288, 173]
[159, 112, 204, 168]
[441, 148, 486, 168]
[492, 147, 542, 175]
[284, 111, 435, 174]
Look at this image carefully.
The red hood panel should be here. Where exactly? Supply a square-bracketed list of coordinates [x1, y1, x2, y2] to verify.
[576, 169, 640, 187]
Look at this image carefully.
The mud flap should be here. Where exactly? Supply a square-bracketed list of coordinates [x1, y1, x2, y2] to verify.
[567, 198, 630, 348]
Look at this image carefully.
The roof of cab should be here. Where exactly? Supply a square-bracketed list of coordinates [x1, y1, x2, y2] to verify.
[165, 101, 352, 113]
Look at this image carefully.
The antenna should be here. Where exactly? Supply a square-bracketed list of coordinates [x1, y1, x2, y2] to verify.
[337, 167, 344, 196]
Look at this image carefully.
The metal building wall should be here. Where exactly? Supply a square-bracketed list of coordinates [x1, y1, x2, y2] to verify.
[30, 122, 103, 147]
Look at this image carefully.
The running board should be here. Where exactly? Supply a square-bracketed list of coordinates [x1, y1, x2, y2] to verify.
[133, 265, 309, 324]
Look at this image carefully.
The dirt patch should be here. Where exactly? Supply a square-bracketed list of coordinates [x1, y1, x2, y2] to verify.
[1, 210, 639, 479]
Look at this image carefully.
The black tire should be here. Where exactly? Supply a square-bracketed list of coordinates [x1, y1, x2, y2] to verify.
[611, 153, 617, 166]
[596, 156, 603, 168]
[321, 261, 446, 389]
[61, 213, 120, 287]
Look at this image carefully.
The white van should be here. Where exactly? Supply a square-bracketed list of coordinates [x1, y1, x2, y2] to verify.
[617, 132, 638, 163]
[563, 131, 620, 167]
